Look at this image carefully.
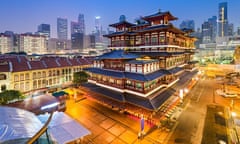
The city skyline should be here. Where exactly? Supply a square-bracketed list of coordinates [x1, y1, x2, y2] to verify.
[0, 0, 240, 38]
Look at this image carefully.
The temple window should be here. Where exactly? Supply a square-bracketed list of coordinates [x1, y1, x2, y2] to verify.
[136, 82, 142, 90]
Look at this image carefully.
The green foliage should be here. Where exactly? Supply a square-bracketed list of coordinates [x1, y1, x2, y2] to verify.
[0, 90, 24, 104]
[73, 71, 89, 86]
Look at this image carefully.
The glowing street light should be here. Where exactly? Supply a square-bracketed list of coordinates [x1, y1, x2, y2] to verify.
[179, 89, 183, 103]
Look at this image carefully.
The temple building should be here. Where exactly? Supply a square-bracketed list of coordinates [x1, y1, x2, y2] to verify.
[84, 10, 197, 110]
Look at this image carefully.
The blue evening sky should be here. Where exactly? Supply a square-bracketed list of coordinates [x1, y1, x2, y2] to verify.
[0, 0, 239, 38]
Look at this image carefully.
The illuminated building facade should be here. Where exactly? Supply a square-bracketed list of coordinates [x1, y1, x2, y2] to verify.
[85, 10, 197, 109]
[0, 55, 93, 93]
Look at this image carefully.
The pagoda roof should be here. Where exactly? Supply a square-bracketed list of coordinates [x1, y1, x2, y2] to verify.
[142, 11, 178, 22]
[84, 67, 125, 78]
[96, 50, 139, 60]
[126, 59, 158, 64]
[168, 67, 183, 74]
[109, 20, 136, 28]
[138, 24, 184, 34]
[125, 69, 166, 81]
[104, 31, 136, 37]
[84, 67, 168, 82]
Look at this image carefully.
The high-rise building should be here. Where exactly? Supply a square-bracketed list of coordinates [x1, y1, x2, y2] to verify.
[38, 24, 51, 38]
[78, 14, 85, 34]
[19, 34, 47, 54]
[228, 23, 234, 36]
[71, 21, 81, 35]
[237, 27, 240, 35]
[0, 33, 13, 54]
[71, 33, 84, 51]
[48, 38, 71, 53]
[218, 2, 228, 37]
[201, 16, 218, 44]
[179, 20, 195, 31]
[94, 16, 102, 43]
[208, 16, 217, 42]
[57, 18, 68, 40]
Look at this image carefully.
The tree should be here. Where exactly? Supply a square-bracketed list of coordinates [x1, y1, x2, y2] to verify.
[73, 71, 89, 87]
[0, 90, 24, 105]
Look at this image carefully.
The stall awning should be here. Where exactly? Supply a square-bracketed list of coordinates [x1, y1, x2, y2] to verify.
[38, 112, 91, 144]
[52, 91, 68, 97]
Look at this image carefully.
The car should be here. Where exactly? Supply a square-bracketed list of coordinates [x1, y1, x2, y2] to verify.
[222, 92, 238, 98]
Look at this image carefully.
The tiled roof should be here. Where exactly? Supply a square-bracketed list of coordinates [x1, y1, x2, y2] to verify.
[142, 11, 178, 21]
[125, 69, 166, 81]
[0, 55, 93, 72]
[126, 59, 158, 64]
[97, 50, 139, 60]
[130, 52, 172, 57]
[29, 61, 46, 70]
[0, 61, 10, 72]
[109, 20, 136, 28]
[168, 67, 183, 74]
[150, 87, 176, 109]
[104, 31, 136, 37]
[84, 67, 167, 81]
[84, 68, 125, 78]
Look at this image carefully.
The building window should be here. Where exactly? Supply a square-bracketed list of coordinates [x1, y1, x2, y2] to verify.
[42, 71, 46, 77]
[136, 82, 142, 90]
[20, 74, 24, 81]
[37, 72, 41, 78]
[14, 75, 19, 82]
[0, 74, 7, 80]
[109, 78, 114, 84]
[25, 82, 30, 91]
[33, 72, 37, 79]
[14, 84, 19, 90]
[49, 70, 52, 76]
[38, 80, 41, 88]
[57, 70, 60, 76]
[33, 81, 37, 89]
[25, 73, 30, 80]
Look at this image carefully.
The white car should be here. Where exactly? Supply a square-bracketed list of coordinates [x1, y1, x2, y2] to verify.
[222, 92, 238, 98]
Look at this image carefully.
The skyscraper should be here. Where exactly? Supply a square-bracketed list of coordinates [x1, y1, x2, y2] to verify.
[71, 21, 81, 35]
[38, 24, 51, 38]
[78, 14, 85, 34]
[218, 2, 228, 37]
[57, 18, 68, 39]
[94, 16, 102, 43]
[228, 23, 234, 36]
[208, 16, 217, 42]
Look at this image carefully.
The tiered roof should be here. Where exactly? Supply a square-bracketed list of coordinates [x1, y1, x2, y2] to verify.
[109, 20, 136, 28]
[141, 11, 178, 21]
[96, 50, 139, 60]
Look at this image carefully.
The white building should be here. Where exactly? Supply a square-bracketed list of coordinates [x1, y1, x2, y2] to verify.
[19, 34, 47, 54]
[0, 34, 13, 54]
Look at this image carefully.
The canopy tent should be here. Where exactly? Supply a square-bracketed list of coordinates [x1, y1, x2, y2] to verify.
[38, 112, 91, 144]
[0, 106, 90, 144]
[0, 106, 43, 143]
